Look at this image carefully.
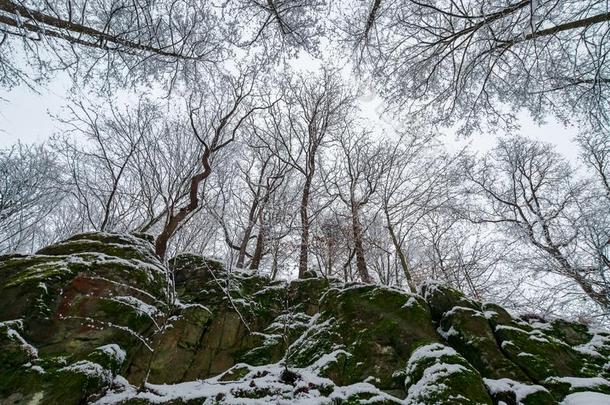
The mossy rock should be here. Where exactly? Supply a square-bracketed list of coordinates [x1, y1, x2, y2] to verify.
[87, 344, 127, 375]
[404, 343, 493, 404]
[126, 304, 213, 385]
[545, 319, 593, 346]
[289, 284, 440, 394]
[482, 378, 554, 405]
[420, 282, 481, 320]
[217, 364, 253, 382]
[288, 277, 331, 316]
[48, 360, 114, 403]
[493, 323, 603, 382]
[439, 306, 530, 381]
[170, 254, 226, 302]
[0, 320, 38, 368]
[0, 232, 171, 403]
[1, 356, 115, 405]
[251, 281, 287, 315]
[0, 366, 47, 404]
[0, 255, 76, 323]
[236, 273, 273, 297]
[482, 302, 525, 328]
[543, 376, 610, 400]
[37, 232, 159, 264]
[163, 305, 255, 381]
[236, 332, 285, 366]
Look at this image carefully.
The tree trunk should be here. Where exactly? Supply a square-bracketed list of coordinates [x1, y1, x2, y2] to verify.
[298, 176, 313, 278]
[326, 240, 333, 277]
[237, 201, 259, 268]
[155, 147, 211, 260]
[343, 248, 355, 282]
[0, 0, 199, 60]
[385, 210, 416, 292]
[249, 209, 266, 271]
[571, 270, 610, 311]
[271, 243, 280, 280]
[351, 205, 371, 283]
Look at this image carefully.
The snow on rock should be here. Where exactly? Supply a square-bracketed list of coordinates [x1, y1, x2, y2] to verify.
[405, 361, 468, 401]
[110, 295, 159, 318]
[96, 344, 127, 365]
[59, 360, 113, 385]
[3, 234, 610, 404]
[1, 319, 38, 358]
[545, 376, 610, 389]
[575, 333, 610, 358]
[483, 378, 549, 403]
[561, 392, 610, 405]
[94, 362, 400, 404]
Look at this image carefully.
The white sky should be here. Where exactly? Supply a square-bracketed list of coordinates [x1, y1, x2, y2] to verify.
[0, 59, 581, 165]
[0, 79, 69, 145]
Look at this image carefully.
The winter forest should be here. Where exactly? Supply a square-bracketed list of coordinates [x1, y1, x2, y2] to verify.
[1, 0, 610, 325]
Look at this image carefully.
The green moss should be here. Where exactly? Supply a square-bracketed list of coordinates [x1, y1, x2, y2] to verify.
[0, 366, 46, 403]
[482, 303, 522, 327]
[171, 254, 228, 303]
[543, 376, 610, 400]
[5, 260, 75, 288]
[0, 354, 116, 405]
[521, 390, 556, 405]
[342, 392, 401, 404]
[404, 343, 492, 405]
[0, 320, 37, 368]
[237, 333, 285, 365]
[420, 282, 481, 320]
[484, 381, 555, 405]
[287, 278, 331, 315]
[87, 344, 126, 374]
[44, 360, 113, 404]
[439, 307, 529, 381]
[546, 319, 593, 346]
[218, 365, 252, 381]
[289, 285, 441, 394]
[38, 239, 147, 262]
[494, 323, 603, 382]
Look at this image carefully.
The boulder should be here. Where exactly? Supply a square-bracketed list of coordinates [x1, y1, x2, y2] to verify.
[403, 343, 492, 404]
[289, 284, 440, 396]
[0, 232, 168, 403]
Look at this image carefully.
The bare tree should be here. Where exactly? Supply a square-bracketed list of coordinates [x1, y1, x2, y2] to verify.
[212, 140, 289, 270]
[53, 100, 150, 232]
[326, 130, 390, 283]
[378, 133, 461, 292]
[333, 0, 389, 68]
[225, 0, 326, 59]
[0, 143, 61, 253]
[310, 210, 352, 279]
[339, 0, 610, 133]
[154, 72, 271, 259]
[465, 135, 610, 310]
[255, 68, 355, 278]
[416, 211, 506, 300]
[0, 0, 229, 90]
[578, 130, 610, 200]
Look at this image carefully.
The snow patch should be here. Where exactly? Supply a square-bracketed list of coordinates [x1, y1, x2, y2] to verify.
[561, 392, 610, 405]
[545, 376, 610, 389]
[483, 378, 549, 403]
[96, 344, 127, 364]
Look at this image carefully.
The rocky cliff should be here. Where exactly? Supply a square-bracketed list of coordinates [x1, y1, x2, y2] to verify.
[1, 233, 609, 404]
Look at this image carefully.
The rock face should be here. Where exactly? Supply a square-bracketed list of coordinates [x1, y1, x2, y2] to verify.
[1, 233, 610, 404]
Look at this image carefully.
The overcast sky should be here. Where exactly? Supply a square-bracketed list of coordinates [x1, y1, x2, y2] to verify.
[0, 64, 581, 164]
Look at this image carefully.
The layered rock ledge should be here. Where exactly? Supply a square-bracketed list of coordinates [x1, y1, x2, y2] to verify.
[1, 233, 609, 404]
